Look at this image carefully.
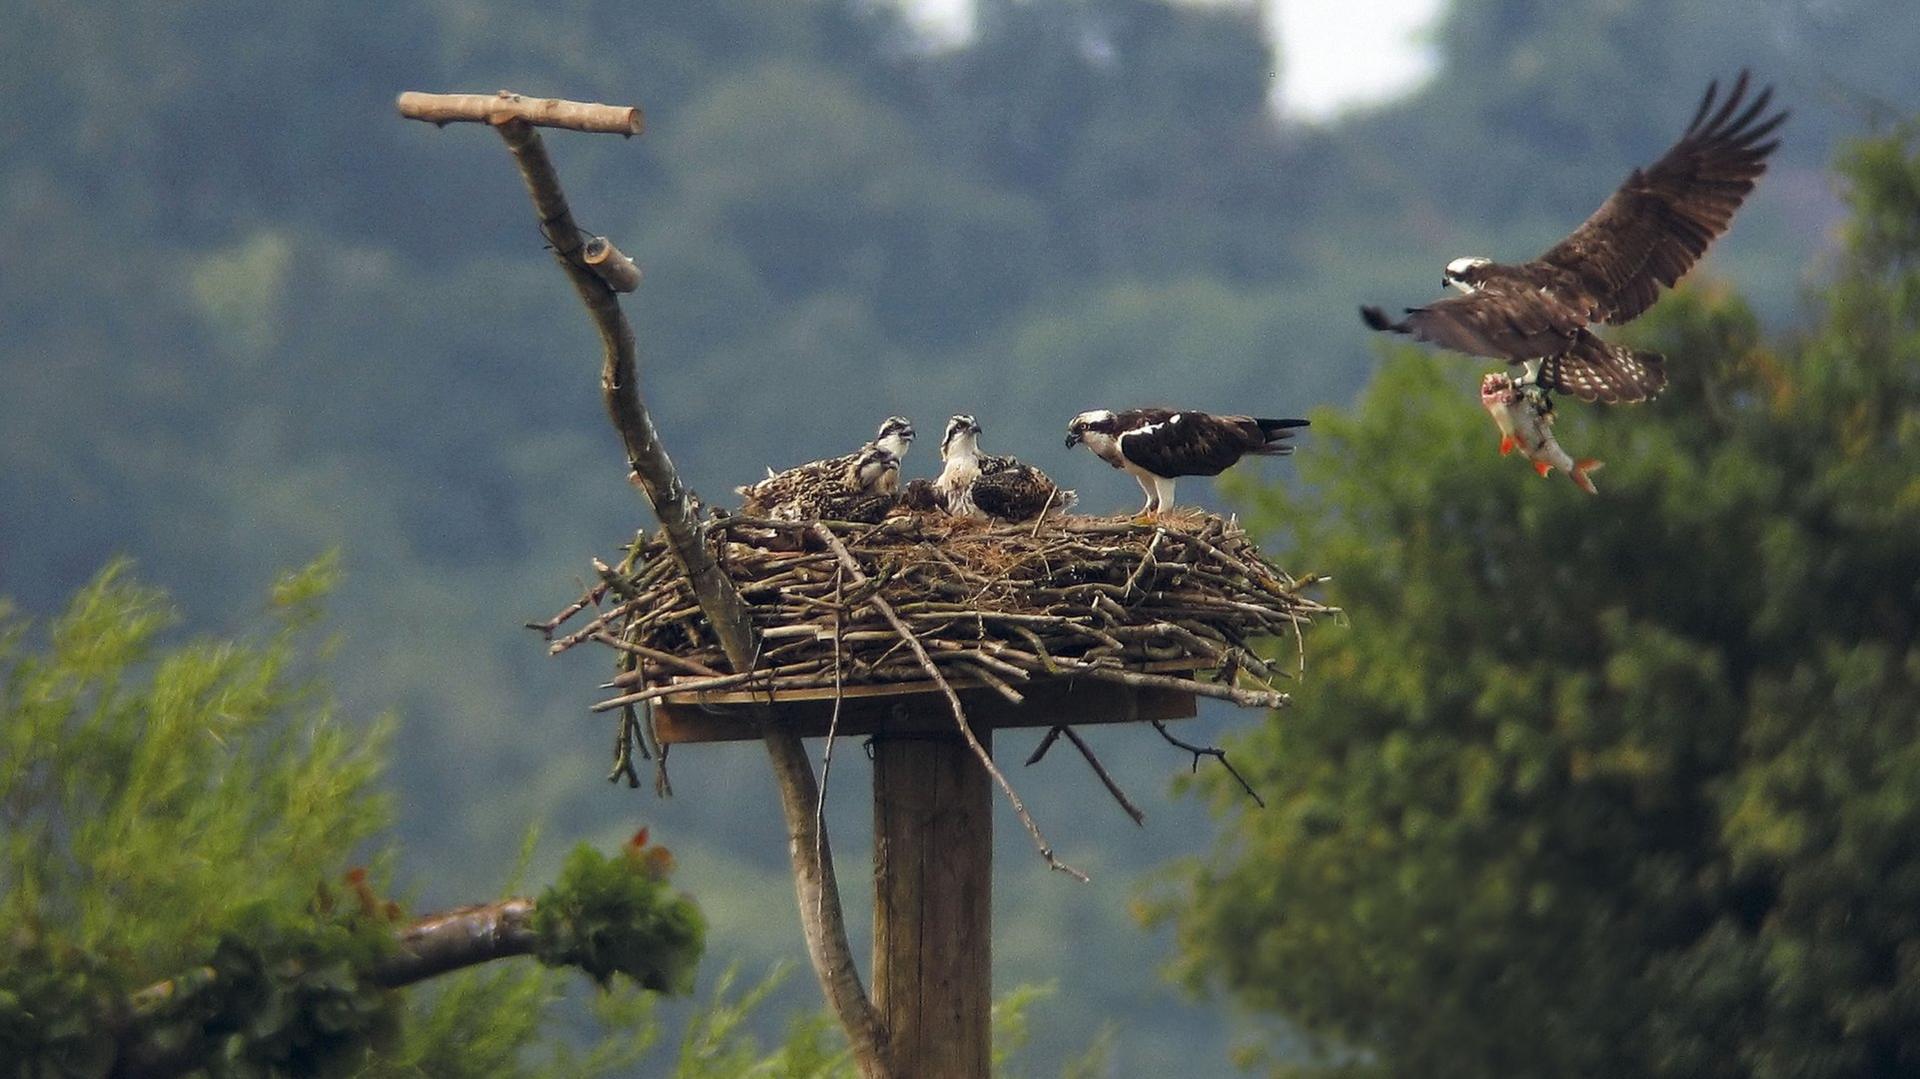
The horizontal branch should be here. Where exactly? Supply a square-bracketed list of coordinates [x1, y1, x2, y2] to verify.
[119, 899, 540, 1079]
[396, 90, 644, 135]
[375, 898, 538, 986]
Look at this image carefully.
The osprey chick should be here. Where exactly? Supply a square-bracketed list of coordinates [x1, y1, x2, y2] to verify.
[1066, 408, 1308, 515]
[1361, 71, 1786, 404]
[934, 415, 1076, 522]
[735, 416, 914, 515]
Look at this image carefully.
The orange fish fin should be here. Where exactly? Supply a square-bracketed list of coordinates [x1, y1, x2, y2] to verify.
[1499, 435, 1517, 456]
[1573, 458, 1603, 495]
[1533, 459, 1552, 478]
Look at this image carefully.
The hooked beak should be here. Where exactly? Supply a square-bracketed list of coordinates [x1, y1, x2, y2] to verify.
[1065, 431, 1082, 448]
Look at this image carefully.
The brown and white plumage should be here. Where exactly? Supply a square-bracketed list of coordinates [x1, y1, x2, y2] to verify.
[934, 414, 1075, 522]
[1066, 408, 1308, 514]
[735, 416, 913, 517]
[1361, 72, 1786, 404]
[738, 444, 900, 522]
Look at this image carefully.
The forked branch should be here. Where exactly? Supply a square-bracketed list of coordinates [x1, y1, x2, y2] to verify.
[400, 92, 888, 1078]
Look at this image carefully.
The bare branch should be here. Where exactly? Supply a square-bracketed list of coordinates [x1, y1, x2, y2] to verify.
[405, 96, 887, 1077]
[1152, 720, 1266, 809]
[1060, 726, 1146, 826]
[397, 90, 644, 135]
[811, 524, 1089, 883]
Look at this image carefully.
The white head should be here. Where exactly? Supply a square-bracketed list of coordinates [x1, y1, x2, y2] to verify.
[1443, 256, 1493, 294]
[874, 416, 915, 459]
[940, 414, 982, 461]
[1064, 409, 1121, 459]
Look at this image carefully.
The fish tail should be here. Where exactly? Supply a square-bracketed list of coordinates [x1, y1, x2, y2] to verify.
[1572, 458, 1604, 495]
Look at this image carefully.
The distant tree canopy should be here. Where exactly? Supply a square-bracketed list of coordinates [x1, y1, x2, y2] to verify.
[1164, 130, 1920, 1077]
[8, 0, 1920, 1071]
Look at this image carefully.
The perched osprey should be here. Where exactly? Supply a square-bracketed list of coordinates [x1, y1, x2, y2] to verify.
[808, 446, 902, 523]
[1360, 72, 1786, 404]
[735, 416, 914, 513]
[736, 445, 899, 522]
[934, 415, 1076, 522]
[1065, 409, 1308, 515]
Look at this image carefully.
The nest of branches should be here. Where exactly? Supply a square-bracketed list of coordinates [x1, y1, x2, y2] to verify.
[540, 507, 1327, 718]
[535, 509, 1331, 877]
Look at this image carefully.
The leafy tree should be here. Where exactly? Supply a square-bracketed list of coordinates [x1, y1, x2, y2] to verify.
[0, 561, 730, 1077]
[1160, 131, 1920, 1076]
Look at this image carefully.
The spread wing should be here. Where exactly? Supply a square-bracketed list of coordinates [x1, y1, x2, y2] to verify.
[1362, 283, 1586, 365]
[1118, 413, 1260, 478]
[1534, 71, 1787, 325]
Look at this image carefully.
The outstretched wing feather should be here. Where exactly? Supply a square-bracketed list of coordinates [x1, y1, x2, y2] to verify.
[1379, 285, 1585, 365]
[1535, 71, 1787, 324]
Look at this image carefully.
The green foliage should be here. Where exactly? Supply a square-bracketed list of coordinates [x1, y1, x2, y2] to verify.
[145, 900, 402, 1078]
[10, 2, 1920, 1071]
[1163, 133, 1920, 1076]
[0, 567, 721, 1078]
[670, 963, 849, 1078]
[0, 937, 125, 1079]
[0, 560, 389, 976]
[533, 833, 705, 993]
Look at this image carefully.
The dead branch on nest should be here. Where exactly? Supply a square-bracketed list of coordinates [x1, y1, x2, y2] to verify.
[403, 91, 887, 1077]
[1153, 720, 1266, 809]
[1027, 725, 1146, 826]
[545, 513, 1328, 720]
[811, 525, 1089, 883]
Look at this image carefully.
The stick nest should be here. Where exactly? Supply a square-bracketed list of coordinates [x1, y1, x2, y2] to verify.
[537, 510, 1334, 716]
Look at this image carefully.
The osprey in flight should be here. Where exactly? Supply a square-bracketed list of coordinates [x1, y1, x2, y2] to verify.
[935, 415, 1076, 522]
[1065, 408, 1308, 515]
[1360, 72, 1786, 404]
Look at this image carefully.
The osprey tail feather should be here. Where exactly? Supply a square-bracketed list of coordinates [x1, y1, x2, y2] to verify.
[1250, 417, 1310, 455]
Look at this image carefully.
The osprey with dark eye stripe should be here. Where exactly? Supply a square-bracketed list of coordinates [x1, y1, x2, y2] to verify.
[1066, 408, 1308, 515]
[1359, 71, 1787, 404]
[735, 416, 912, 521]
[934, 414, 1076, 522]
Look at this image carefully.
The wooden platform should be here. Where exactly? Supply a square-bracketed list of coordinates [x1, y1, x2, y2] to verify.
[652, 663, 1200, 745]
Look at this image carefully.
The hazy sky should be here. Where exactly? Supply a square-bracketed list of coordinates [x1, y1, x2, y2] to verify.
[898, 0, 1444, 120]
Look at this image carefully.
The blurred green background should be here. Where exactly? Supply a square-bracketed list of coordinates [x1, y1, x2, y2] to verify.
[5, 0, 1918, 1073]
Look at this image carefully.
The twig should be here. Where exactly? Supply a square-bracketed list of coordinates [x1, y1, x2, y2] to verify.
[1025, 726, 1065, 766]
[815, 564, 845, 924]
[1122, 529, 1164, 599]
[1029, 488, 1058, 537]
[1060, 726, 1145, 826]
[811, 524, 1088, 883]
[1152, 720, 1265, 809]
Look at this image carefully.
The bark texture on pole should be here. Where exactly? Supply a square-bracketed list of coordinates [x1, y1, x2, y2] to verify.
[400, 96, 889, 1077]
[873, 732, 993, 1078]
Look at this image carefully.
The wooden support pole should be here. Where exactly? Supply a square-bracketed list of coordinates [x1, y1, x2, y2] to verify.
[873, 730, 993, 1078]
